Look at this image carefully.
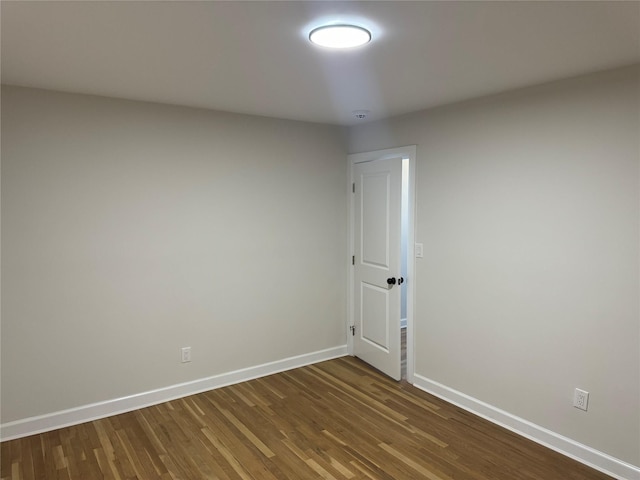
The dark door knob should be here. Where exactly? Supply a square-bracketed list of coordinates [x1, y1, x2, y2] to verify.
[387, 277, 396, 285]
[398, 277, 404, 285]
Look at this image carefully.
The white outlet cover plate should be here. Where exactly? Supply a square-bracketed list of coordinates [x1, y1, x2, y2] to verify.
[573, 388, 589, 411]
[181, 347, 192, 363]
[415, 243, 424, 258]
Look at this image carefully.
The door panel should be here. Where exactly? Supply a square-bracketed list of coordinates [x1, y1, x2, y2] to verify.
[353, 157, 402, 380]
[362, 172, 390, 268]
[361, 282, 389, 350]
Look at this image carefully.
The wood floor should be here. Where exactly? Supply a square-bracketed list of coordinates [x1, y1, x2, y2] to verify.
[1, 356, 613, 480]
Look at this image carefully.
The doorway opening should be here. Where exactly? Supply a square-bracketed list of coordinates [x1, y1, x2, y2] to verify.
[400, 158, 409, 379]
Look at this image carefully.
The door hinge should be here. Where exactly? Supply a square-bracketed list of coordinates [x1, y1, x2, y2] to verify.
[352, 255, 355, 265]
[352, 182, 355, 193]
[350, 325, 356, 336]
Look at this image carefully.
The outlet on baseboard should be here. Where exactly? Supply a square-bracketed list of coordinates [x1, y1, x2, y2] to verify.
[181, 346, 192, 363]
[573, 388, 589, 411]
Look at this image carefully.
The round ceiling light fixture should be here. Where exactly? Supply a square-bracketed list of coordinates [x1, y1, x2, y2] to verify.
[309, 24, 371, 49]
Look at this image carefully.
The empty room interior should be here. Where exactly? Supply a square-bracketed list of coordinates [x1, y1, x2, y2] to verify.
[1, 2, 639, 479]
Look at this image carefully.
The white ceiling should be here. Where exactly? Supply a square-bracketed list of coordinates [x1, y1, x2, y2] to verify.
[2, 1, 639, 126]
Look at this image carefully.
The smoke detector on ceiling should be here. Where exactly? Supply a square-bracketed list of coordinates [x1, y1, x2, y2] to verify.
[352, 110, 370, 120]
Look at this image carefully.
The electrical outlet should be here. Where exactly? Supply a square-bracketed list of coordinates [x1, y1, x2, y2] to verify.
[181, 346, 192, 363]
[573, 388, 589, 411]
[415, 243, 424, 258]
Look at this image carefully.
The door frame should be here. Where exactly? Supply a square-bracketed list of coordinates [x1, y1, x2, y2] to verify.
[347, 145, 417, 384]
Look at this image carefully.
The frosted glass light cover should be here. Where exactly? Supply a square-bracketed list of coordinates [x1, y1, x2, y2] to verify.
[309, 25, 371, 49]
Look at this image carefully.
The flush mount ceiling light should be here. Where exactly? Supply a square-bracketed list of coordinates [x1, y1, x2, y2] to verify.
[309, 24, 371, 49]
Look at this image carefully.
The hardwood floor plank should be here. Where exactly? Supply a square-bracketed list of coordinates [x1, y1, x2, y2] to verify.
[1, 357, 616, 480]
[379, 442, 451, 480]
[305, 457, 339, 480]
[201, 427, 256, 480]
[207, 399, 275, 459]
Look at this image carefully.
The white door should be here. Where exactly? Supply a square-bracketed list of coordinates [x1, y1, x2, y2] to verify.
[353, 157, 403, 380]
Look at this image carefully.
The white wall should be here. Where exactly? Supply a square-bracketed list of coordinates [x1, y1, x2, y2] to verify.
[1, 86, 347, 422]
[348, 66, 640, 467]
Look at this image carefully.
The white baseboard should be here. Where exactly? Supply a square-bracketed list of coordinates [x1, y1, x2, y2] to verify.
[412, 374, 640, 480]
[1, 345, 348, 442]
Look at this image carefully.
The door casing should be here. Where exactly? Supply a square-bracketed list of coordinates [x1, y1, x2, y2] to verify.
[347, 145, 416, 384]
